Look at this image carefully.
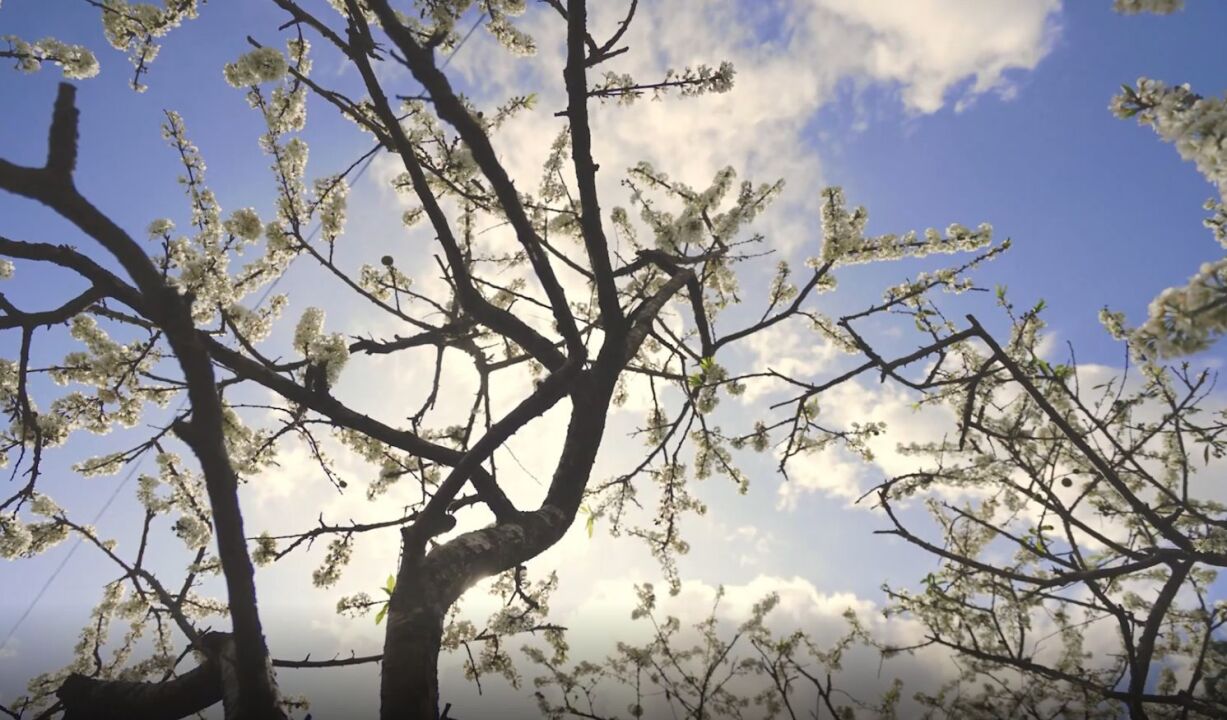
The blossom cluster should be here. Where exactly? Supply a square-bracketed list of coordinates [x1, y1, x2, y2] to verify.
[817, 187, 993, 267]
[311, 536, 353, 588]
[47, 315, 164, 435]
[222, 46, 288, 88]
[0, 493, 70, 560]
[2, 35, 99, 79]
[1111, 77, 1227, 355]
[311, 175, 349, 243]
[1112, 79, 1227, 196]
[138, 452, 214, 552]
[294, 307, 350, 385]
[1131, 258, 1227, 356]
[99, 0, 200, 91]
[623, 164, 782, 314]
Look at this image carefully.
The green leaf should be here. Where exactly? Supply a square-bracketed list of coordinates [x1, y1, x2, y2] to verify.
[385, 574, 396, 593]
[374, 603, 388, 625]
[586, 513, 595, 538]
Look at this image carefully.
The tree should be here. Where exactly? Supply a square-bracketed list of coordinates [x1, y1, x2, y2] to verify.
[516, 2, 1227, 718]
[832, 1, 1227, 717]
[1108, 1, 1227, 357]
[0, 2, 1005, 719]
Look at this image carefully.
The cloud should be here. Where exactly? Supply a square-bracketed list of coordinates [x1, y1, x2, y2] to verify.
[738, 318, 847, 403]
[808, 0, 1061, 113]
[519, 572, 952, 718]
[727, 524, 777, 567]
[555, 572, 894, 659]
[780, 443, 871, 506]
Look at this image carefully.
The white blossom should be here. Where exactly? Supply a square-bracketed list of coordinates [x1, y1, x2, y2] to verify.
[99, 0, 200, 91]
[312, 334, 350, 385]
[312, 176, 348, 243]
[224, 208, 262, 242]
[293, 307, 349, 384]
[817, 187, 992, 266]
[0, 513, 32, 558]
[252, 533, 278, 566]
[226, 300, 281, 343]
[1113, 77, 1227, 355]
[223, 46, 288, 88]
[2, 35, 99, 79]
[311, 536, 352, 588]
[294, 307, 324, 352]
[146, 218, 174, 238]
[136, 474, 171, 514]
[29, 493, 61, 517]
[173, 514, 212, 550]
[25, 520, 68, 555]
[1113, 79, 1227, 196]
[1132, 258, 1227, 356]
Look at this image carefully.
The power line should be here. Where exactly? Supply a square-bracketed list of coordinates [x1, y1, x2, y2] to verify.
[441, 11, 487, 70]
[1, 5, 485, 654]
[0, 152, 378, 655]
[0, 454, 145, 654]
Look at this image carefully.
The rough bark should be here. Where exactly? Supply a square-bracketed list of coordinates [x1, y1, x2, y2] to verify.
[57, 633, 235, 719]
[380, 585, 446, 720]
[58, 668, 221, 720]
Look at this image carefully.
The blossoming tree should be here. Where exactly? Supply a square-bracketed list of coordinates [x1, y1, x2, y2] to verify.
[0, 1, 1003, 718]
[819, 2, 1227, 718]
[517, 3, 1227, 718]
[8, 1, 1223, 718]
[1108, 0, 1227, 356]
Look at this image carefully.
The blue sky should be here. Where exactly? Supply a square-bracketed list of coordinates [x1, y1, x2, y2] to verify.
[2, 0, 1227, 716]
[816, 1, 1227, 364]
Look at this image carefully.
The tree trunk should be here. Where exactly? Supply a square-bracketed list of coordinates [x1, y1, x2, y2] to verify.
[380, 593, 445, 720]
[377, 379, 619, 719]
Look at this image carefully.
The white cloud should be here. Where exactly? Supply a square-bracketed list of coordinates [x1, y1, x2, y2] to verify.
[739, 319, 847, 403]
[807, 0, 1061, 113]
[780, 443, 870, 506]
[727, 524, 777, 567]
[521, 572, 951, 718]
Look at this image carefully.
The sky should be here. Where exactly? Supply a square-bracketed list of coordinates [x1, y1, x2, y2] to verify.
[1, 0, 1227, 717]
